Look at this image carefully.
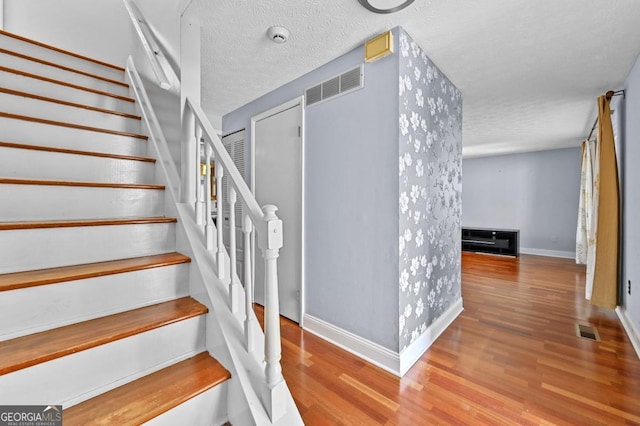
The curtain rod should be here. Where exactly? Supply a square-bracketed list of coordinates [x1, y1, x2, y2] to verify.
[586, 90, 625, 141]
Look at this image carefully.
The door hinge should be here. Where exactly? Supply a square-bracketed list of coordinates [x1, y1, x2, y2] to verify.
[298, 126, 301, 138]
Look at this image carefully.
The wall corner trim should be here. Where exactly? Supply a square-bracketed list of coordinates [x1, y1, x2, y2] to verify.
[399, 297, 463, 376]
[616, 306, 640, 360]
[302, 314, 401, 376]
[520, 247, 576, 259]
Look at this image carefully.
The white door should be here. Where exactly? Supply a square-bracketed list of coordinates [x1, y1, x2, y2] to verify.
[254, 104, 302, 323]
[221, 130, 246, 282]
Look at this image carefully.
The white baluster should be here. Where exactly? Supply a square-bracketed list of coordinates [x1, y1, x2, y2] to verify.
[195, 126, 204, 226]
[216, 165, 225, 279]
[243, 214, 254, 352]
[259, 205, 286, 422]
[205, 142, 214, 250]
[228, 187, 240, 313]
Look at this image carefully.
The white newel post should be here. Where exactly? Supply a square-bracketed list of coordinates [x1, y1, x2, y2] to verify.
[195, 127, 204, 226]
[259, 205, 287, 422]
[216, 165, 225, 279]
[179, 12, 199, 205]
[205, 143, 214, 250]
[228, 188, 240, 313]
[243, 214, 254, 352]
[181, 107, 195, 204]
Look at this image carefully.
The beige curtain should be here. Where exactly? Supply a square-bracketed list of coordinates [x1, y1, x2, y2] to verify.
[586, 95, 620, 309]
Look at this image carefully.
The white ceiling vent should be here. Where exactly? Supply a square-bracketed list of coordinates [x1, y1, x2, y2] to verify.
[305, 65, 363, 107]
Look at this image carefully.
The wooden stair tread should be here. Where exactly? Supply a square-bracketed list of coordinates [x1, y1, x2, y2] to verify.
[0, 141, 154, 163]
[0, 297, 208, 375]
[0, 88, 141, 120]
[0, 47, 129, 88]
[0, 253, 191, 292]
[0, 217, 177, 231]
[0, 112, 147, 140]
[0, 178, 164, 190]
[0, 29, 125, 72]
[0, 65, 133, 102]
[63, 352, 230, 425]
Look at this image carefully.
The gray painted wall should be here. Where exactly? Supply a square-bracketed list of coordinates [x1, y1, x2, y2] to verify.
[223, 30, 400, 350]
[462, 147, 581, 257]
[620, 53, 640, 335]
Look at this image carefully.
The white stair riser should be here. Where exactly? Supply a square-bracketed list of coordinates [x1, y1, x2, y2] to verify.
[0, 91, 141, 133]
[144, 382, 228, 426]
[0, 316, 206, 407]
[0, 185, 164, 221]
[0, 222, 176, 274]
[0, 264, 190, 341]
[0, 51, 129, 97]
[0, 70, 134, 113]
[0, 147, 154, 184]
[0, 116, 147, 157]
[0, 33, 124, 82]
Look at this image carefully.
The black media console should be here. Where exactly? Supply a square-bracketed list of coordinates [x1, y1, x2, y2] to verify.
[461, 227, 519, 257]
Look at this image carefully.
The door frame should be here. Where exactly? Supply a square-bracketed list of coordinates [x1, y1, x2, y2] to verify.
[250, 96, 305, 325]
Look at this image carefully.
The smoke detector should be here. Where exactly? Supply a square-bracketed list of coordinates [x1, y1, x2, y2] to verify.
[267, 26, 290, 44]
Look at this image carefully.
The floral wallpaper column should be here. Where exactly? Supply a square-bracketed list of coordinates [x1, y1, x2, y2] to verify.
[397, 28, 463, 351]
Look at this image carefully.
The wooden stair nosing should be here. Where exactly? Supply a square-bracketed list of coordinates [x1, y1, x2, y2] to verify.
[0, 178, 165, 190]
[0, 141, 154, 163]
[0, 47, 129, 88]
[0, 217, 177, 231]
[0, 29, 125, 72]
[63, 352, 230, 425]
[0, 253, 191, 292]
[0, 112, 148, 140]
[0, 65, 134, 103]
[0, 297, 208, 376]
[0, 88, 141, 120]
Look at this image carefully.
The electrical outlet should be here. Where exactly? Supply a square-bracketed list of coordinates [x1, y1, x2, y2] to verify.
[629, 280, 632, 295]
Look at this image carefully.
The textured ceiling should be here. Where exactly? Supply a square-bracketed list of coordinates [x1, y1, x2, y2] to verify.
[191, 0, 640, 157]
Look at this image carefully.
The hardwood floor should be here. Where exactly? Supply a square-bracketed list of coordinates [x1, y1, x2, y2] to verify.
[257, 252, 640, 425]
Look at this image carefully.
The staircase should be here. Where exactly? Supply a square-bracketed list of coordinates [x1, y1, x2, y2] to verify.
[0, 30, 232, 424]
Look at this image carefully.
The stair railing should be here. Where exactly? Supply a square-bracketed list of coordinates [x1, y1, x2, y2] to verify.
[122, 0, 179, 92]
[186, 99, 288, 422]
[124, 1, 289, 420]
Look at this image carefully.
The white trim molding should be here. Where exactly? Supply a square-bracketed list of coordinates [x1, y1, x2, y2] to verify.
[399, 298, 463, 376]
[520, 247, 576, 259]
[303, 297, 464, 377]
[616, 306, 640, 360]
[303, 314, 401, 376]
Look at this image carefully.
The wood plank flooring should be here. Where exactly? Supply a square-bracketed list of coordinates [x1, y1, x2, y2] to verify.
[259, 253, 640, 425]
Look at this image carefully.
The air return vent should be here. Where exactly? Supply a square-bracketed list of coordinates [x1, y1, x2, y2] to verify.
[305, 65, 363, 107]
[575, 323, 600, 341]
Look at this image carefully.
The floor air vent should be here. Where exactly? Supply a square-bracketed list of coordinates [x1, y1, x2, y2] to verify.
[305, 65, 363, 107]
[575, 323, 600, 341]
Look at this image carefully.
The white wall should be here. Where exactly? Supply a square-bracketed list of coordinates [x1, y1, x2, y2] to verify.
[4, 0, 134, 66]
[462, 147, 581, 258]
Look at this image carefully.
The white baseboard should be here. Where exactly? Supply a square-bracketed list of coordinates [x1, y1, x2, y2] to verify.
[302, 314, 401, 376]
[399, 298, 463, 376]
[520, 247, 576, 259]
[616, 306, 640, 360]
[303, 297, 464, 377]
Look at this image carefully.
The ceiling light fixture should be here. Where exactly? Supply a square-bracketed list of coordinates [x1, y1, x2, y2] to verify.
[357, 0, 415, 14]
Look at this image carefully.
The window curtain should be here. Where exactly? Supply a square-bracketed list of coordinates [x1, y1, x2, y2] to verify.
[576, 140, 593, 266]
[585, 95, 620, 309]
